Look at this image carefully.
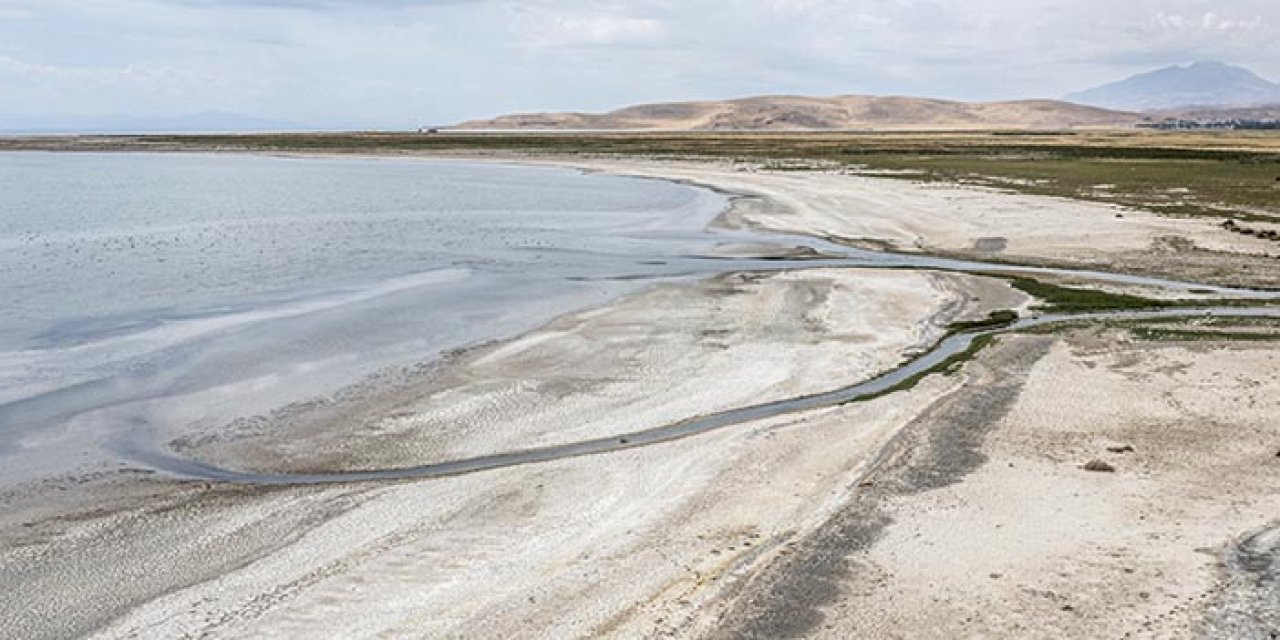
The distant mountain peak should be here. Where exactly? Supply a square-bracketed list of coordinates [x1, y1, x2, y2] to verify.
[1066, 62, 1280, 111]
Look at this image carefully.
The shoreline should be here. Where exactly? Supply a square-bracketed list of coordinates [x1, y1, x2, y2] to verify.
[12, 145, 1275, 289]
[130, 302, 1280, 487]
[2, 151, 1278, 638]
[1, 266, 1008, 639]
[0, 153, 758, 488]
[0, 152, 996, 638]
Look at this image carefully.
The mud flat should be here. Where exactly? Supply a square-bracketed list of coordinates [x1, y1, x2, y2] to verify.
[706, 327, 1280, 639]
[0, 268, 1018, 639]
[536, 157, 1280, 289]
[176, 268, 1001, 474]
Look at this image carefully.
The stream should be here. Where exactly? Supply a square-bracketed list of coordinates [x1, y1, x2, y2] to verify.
[123, 244, 1280, 486]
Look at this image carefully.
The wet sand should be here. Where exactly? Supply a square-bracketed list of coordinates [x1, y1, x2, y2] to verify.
[3, 155, 1278, 639]
[451, 155, 1272, 289]
[616, 158, 1280, 287]
[0, 267, 1016, 639]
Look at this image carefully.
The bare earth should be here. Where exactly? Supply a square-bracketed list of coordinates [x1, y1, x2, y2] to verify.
[710, 332, 1280, 639]
[454, 95, 1137, 131]
[548, 157, 1280, 287]
[2, 156, 1278, 639]
[183, 269, 978, 474]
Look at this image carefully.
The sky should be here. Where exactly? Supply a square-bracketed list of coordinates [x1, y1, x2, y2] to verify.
[0, 0, 1277, 129]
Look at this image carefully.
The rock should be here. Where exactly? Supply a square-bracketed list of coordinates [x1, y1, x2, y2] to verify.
[1083, 459, 1116, 472]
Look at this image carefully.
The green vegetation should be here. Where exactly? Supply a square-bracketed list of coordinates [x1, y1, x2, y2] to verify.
[946, 309, 1019, 333]
[1128, 326, 1280, 342]
[937, 334, 998, 376]
[1123, 316, 1280, 341]
[845, 152, 1280, 223]
[1002, 275, 1280, 312]
[1005, 277, 1174, 313]
[1125, 315, 1280, 328]
[7, 130, 1277, 222]
[1015, 314, 1280, 338]
[852, 334, 997, 404]
[200, 132, 1273, 225]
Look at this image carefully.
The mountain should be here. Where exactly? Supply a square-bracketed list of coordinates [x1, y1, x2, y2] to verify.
[0, 110, 306, 134]
[454, 95, 1138, 131]
[1066, 62, 1280, 111]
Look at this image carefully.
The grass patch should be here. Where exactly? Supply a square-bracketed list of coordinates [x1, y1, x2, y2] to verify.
[6, 130, 1278, 222]
[1005, 275, 1280, 312]
[1006, 276, 1175, 312]
[947, 309, 1019, 333]
[1124, 314, 1280, 341]
[1128, 326, 1280, 342]
[852, 334, 997, 403]
[847, 153, 1280, 223]
[1124, 315, 1280, 327]
[1011, 314, 1280, 339]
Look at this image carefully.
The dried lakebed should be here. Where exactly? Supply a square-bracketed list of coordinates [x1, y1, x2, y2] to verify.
[127, 305, 1280, 486]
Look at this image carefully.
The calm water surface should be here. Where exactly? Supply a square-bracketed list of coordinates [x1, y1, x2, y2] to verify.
[8, 153, 1259, 484]
[0, 153, 738, 482]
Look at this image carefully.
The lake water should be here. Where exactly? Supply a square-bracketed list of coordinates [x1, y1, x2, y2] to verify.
[0, 153, 741, 483]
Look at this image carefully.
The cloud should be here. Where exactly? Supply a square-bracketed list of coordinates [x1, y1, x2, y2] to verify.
[505, 5, 668, 49]
[544, 15, 665, 46]
[0, 0, 1276, 128]
[163, 0, 484, 8]
[1148, 10, 1265, 32]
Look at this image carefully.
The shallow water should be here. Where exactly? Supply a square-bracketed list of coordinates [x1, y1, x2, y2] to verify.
[126, 305, 1280, 485]
[4, 152, 1278, 486]
[0, 153, 733, 347]
[0, 153, 745, 483]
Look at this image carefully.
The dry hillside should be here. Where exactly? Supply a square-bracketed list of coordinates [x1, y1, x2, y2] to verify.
[455, 95, 1140, 131]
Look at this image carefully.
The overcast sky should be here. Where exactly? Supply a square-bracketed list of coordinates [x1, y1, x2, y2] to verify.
[0, 0, 1276, 129]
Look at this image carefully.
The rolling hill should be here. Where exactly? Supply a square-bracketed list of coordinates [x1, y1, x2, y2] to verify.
[454, 95, 1139, 131]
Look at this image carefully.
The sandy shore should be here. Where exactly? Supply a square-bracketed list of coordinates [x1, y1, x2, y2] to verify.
[180, 268, 1002, 474]
[3, 155, 1278, 639]
[0, 267, 1014, 639]
[525, 156, 1280, 288]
